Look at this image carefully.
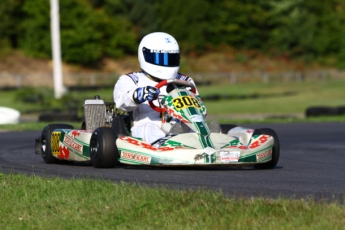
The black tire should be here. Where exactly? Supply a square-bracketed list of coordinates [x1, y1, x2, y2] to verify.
[253, 128, 280, 169]
[80, 121, 86, 130]
[336, 106, 345, 115]
[227, 124, 238, 130]
[305, 106, 339, 117]
[90, 127, 119, 168]
[41, 124, 74, 164]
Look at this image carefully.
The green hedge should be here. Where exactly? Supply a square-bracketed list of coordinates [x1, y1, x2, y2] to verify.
[0, 0, 344, 67]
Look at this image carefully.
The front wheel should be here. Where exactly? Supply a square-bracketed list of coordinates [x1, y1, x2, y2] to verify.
[254, 128, 280, 169]
[90, 127, 119, 168]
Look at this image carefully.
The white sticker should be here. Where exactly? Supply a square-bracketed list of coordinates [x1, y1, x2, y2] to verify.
[220, 151, 240, 162]
[190, 115, 203, 122]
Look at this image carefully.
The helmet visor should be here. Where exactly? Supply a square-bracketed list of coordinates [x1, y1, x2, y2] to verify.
[142, 47, 180, 67]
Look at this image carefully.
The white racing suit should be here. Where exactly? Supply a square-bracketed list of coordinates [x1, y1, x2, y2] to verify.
[113, 71, 200, 144]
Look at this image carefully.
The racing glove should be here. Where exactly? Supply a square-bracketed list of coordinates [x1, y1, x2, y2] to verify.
[133, 86, 160, 104]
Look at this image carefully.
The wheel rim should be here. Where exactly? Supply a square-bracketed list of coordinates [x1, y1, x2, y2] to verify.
[41, 135, 47, 156]
[90, 137, 99, 159]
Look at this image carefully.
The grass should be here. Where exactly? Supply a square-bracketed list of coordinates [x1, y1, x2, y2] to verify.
[0, 173, 344, 230]
[0, 87, 114, 115]
[214, 115, 345, 124]
[0, 121, 81, 132]
[1, 80, 345, 115]
[198, 80, 345, 115]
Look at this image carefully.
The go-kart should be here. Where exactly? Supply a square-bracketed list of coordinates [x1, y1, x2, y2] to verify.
[34, 79, 280, 169]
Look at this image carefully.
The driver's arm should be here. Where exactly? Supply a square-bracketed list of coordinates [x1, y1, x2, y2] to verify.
[114, 75, 160, 111]
[113, 75, 139, 111]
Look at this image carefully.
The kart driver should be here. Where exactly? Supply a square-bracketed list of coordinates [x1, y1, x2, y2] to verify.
[113, 32, 202, 144]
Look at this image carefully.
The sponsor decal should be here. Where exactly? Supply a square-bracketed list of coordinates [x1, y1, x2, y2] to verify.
[194, 152, 215, 163]
[141, 142, 157, 150]
[223, 139, 240, 148]
[176, 74, 191, 82]
[246, 129, 254, 134]
[122, 152, 151, 163]
[63, 135, 83, 153]
[166, 107, 189, 123]
[220, 151, 240, 162]
[157, 146, 175, 151]
[71, 130, 81, 138]
[121, 137, 174, 151]
[172, 96, 201, 110]
[259, 135, 269, 143]
[150, 49, 179, 53]
[249, 141, 259, 149]
[190, 115, 203, 122]
[256, 148, 272, 162]
[51, 132, 61, 156]
[165, 140, 194, 149]
[121, 137, 141, 146]
[225, 146, 237, 148]
[250, 135, 270, 149]
[72, 130, 92, 135]
[194, 153, 205, 161]
[58, 146, 70, 159]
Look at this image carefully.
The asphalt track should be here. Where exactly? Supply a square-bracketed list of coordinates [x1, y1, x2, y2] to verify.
[0, 123, 344, 201]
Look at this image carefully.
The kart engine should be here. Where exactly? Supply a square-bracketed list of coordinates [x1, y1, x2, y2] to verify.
[83, 96, 114, 131]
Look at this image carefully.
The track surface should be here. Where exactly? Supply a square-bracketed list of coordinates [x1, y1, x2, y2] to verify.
[0, 123, 344, 201]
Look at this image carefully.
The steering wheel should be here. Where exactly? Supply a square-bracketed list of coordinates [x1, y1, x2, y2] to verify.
[149, 79, 197, 113]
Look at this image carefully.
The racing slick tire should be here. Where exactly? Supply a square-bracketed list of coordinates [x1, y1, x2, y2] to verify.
[41, 124, 74, 164]
[90, 127, 119, 168]
[253, 128, 280, 169]
[305, 106, 339, 117]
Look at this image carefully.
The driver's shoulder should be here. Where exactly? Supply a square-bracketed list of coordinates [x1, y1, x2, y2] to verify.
[176, 72, 192, 82]
[122, 71, 146, 85]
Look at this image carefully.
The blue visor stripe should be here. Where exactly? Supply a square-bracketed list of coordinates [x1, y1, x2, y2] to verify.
[155, 53, 159, 64]
[164, 53, 168, 66]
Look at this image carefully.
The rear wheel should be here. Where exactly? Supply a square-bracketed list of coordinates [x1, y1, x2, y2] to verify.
[41, 124, 74, 164]
[254, 128, 280, 169]
[227, 124, 238, 130]
[90, 127, 119, 168]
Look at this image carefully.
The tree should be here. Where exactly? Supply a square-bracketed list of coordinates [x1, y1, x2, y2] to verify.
[214, 0, 274, 50]
[155, 0, 218, 53]
[0, 0, 25, 50]
[269, 0, 345, 59]
[19, 0, 52, 58]
[19, 0, 137, 66]
[104, 0, 158, 40]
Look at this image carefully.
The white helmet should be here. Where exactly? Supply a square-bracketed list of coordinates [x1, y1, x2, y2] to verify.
[138, 32, 180, 80]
